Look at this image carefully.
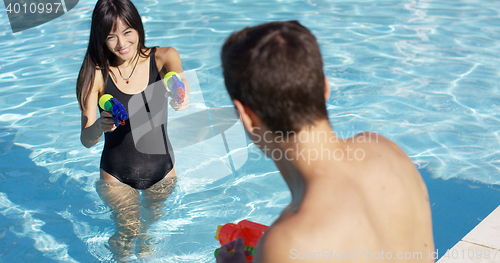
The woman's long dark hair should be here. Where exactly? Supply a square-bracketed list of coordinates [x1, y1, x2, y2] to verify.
[77, 0, 149, 111]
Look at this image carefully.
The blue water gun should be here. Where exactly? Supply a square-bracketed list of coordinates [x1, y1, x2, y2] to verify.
[99, 94, 128, 128]
[163, 71, 186, 105]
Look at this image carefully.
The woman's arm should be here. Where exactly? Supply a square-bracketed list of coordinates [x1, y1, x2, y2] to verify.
[157, 47, 189, 111]
[80, 70, 116, 148]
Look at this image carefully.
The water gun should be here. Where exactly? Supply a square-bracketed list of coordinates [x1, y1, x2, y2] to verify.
[163, 71, 186, 105]
[99, 94, 128, 128]
[214, 220, 268, 262]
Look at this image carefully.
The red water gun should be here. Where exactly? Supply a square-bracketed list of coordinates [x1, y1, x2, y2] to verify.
[214, 220, 268, 262]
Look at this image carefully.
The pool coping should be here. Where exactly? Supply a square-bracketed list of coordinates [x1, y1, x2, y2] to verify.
[436, 205, 500, 263]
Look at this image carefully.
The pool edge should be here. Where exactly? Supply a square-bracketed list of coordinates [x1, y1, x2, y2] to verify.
[437, 205, 500, 263]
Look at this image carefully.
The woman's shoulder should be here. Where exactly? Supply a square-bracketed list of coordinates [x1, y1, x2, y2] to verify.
[154, 46, 179, 56]
[153, 47, 180, 64]
[89, 67, 104, 94]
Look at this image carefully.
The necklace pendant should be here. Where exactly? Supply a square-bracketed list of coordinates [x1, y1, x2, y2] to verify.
[117, 54, 139, 85]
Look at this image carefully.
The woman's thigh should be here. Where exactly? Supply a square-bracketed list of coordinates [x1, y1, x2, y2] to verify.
[95, 178, 141, 229]
[141, 168, 177, 209]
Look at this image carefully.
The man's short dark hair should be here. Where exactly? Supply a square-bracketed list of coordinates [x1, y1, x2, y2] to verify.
[221, 21, 328, 134]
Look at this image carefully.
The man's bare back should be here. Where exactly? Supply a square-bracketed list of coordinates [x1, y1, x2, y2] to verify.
[253, 125, 435, 262]
[218, 20, 435, 263]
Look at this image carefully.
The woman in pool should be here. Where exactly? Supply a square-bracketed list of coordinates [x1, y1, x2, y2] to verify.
[76, 0, 188, 260]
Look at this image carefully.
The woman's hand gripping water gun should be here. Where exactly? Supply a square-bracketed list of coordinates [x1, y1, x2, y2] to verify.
[98, 94, 128, 132]
[214, 220, 268, 263]
[163, 71, 187, 110]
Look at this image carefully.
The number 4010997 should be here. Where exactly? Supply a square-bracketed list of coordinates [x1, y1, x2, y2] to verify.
[441, 248, 498, 260]
[5, 2, 62, 14]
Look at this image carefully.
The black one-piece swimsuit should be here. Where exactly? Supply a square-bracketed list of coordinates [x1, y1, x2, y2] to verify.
[99, 48, 174, 190]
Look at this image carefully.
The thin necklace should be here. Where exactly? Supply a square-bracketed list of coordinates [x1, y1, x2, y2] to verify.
[117, 53, 139, 84]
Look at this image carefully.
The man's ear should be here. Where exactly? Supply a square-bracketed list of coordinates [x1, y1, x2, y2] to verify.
[233, 99, 259, 133]
[324, 76, 331, 101]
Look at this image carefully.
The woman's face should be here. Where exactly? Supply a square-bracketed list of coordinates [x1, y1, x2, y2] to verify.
[105, 17, 139, 63]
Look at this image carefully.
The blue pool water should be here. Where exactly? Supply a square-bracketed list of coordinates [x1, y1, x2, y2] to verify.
[0, 0, 500, 261]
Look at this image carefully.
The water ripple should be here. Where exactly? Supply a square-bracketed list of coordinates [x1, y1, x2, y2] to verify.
[80, 204, 111, 217]
[0, 0, 499, 261]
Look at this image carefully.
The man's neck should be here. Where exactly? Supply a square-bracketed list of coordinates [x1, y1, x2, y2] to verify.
[272, 120, 340, 211]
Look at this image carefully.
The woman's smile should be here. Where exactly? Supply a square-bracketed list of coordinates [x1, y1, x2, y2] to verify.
[118, 46, 131, 54]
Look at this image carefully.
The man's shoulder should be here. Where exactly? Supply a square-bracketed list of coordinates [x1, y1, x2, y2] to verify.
[353, 132, 393, 147]
[254, 213, 357, 263]
[347, 132, 423, 188]
[352, 132, 410, 161]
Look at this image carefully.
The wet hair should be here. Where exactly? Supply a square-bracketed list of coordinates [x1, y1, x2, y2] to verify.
[221, 21, 328, 134]
[76, 0, 148, 111]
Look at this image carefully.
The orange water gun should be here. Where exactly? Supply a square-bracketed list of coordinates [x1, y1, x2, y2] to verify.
[214, 220, 268, 262]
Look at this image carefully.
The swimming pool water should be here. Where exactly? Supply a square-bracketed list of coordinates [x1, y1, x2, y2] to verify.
[0, 0, 499, 261]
